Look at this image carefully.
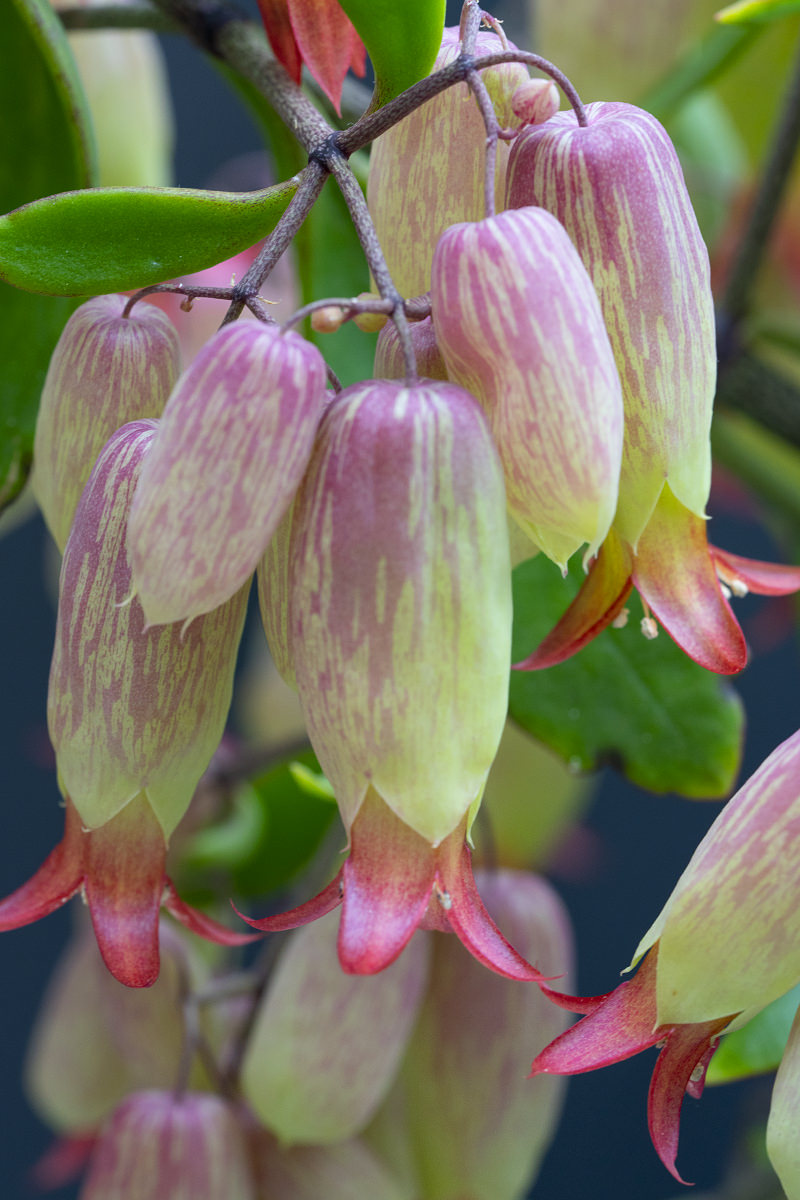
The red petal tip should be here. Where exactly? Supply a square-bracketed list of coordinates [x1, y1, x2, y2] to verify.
[233, 872, 343, 933]
[164, 883, 262, 945]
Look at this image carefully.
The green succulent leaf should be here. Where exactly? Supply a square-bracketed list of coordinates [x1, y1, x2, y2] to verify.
[338, 0, 446, 108]
[0, 179, 298, 297]
[509, 556, 744, 798]
[715, 0, 800, 23]
[707, 983, 800, 1083]
[0, 0, 96, 509]
[179, 749, 338, 902]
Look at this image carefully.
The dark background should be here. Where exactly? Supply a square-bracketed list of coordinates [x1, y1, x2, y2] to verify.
[0, 2, 796, 1197]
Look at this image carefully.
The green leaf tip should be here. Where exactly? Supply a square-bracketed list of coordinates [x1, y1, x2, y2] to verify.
[0, 178, 299, 297]
[338, 0, 446, 108]
[715, 0, 800, 22]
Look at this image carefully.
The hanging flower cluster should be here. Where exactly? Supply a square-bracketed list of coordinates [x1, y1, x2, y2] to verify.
[3, 6, 800, 1197]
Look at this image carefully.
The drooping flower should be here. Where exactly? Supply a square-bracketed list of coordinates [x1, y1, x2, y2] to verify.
[241, 908, 428, 1144]
[367, 27, 530, 298]
[256, 0, 366, 113]
[506, 102, 800, 673]
[241, 380, 548, 982]
[531, 727, 800, 1184]
[32, 293, 180, 550]
[431, 206, 624, 571]
[0, 421, 254, 986]
[366, 870, 573, 1200]
[79, 1092, 256, 1199]
[127, 322, 327, 628]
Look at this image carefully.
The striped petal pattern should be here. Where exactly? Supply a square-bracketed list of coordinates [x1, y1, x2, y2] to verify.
[32, 293, 180, 550]
[128, 322, 326, 626]
[506, 102, 716, 548]
[634, 727, 800, 1025]
[289, 379, 511, 845]
[367, 27, 529, 297]
[432, 208, 624, 569]
[48, 420, 248, 838]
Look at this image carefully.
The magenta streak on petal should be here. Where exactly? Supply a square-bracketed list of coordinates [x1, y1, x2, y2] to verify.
[711, 545, 800, 596]
[530, 951, 662, 1076]
[83, 798, 166, 989]
[633, 493, 746, 674]
[514, 530, 633, 670]
[234, 872, 344, 933]
[0, 802, 83, 929]
[439, 833, 553, 982]
[338, 793, 437, 974]
[647, 1018, 732, 1184]
[163, 882, 261, 946]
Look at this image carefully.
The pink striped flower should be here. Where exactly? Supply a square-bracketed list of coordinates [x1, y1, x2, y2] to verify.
[128, 322, 327, 627]
[241, 379, 548, 982]
[431, 206, 624, 570]
[367, 27, 530, 298]
[0, 422, 254, 987]
[80, 1092, 256, 1199]
[506, 102, 800, 673]
[531, 728, 800, 1186]
[32, 293, 180, 550]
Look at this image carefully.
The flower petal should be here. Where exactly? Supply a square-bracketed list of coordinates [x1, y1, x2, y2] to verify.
[83, 796, 166, 988]
[257, 0, 302, 81]
[711, 545, 800, 596]
[514, 528, 633, 670]
[235, 874, 344, 933]
[163, 883, 261, 946]
[0, 801, 83, 930]
[633, 486, 746, 674]
[288, 0, 363, 113]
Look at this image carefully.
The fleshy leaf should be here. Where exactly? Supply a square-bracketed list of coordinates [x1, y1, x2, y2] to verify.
[338, 0, 445, 107]
[716, 0, 800, 22]
[509, 555, 744, 797]
[0, 0, 95, 508]
[707, 982, 800, 1083]
[0, 179, 298, 296]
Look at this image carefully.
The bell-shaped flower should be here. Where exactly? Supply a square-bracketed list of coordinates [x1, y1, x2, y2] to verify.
[531, 727, 800, 1184]
[79, 1091, 256, 1199]
[366, 870, 573, 1200]
[256, 0, 365, 113]
[431, 207, 624, 570]
[506, 102, 800, 673]
[25, 921, 196, 1135]
[242, 908, 428, 1144]
[0, 421, 254, 986]
[241, 379, 547, 982]
[128, 323, 326, 628]
[367, 27, 530, 297]
[32, 293, 180, 550]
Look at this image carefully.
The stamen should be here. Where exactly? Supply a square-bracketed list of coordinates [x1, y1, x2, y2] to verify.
[435, 884, 452, 911]
[720, 583, 732, 600]
[611, 607, 630, 629]
[641, 617, 659, 640]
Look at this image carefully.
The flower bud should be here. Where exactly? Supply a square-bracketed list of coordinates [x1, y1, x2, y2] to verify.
[48, 420, 248, 837]
[432, 207, 624, 568]
[374, 317, 447, 382]
[25, 922, 191, 1133]
[32, 294, 180, 550]
[367, 27, 529, 296]
[367, 870, 573, 1200]
[511, 78, 560, 125]
[128, 322, 326, 626]
[633, 727, 800, 1026]
[506, 102, 715, 547]
[290, 378, 511, 845]
[80, 1092, 255, 1200]
[242, 908, 428, 1144]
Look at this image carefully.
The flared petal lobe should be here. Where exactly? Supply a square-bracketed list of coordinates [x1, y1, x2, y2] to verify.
[128, 322, 326, 626]
[634, 727, 800, 1025]
[32, 294, 180, 550]
[288, 379, 512, 845]
[367, 27, 529, 297]
[432, 208, 624, 568]
[48, 421, 248, 837]
[506, 102, 716, 547]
